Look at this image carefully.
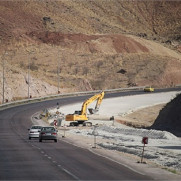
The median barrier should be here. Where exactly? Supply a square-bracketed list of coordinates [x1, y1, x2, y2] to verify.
[0, 86, 147, 111]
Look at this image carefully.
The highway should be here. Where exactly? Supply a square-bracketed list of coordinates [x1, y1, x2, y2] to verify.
[0, 88, 180, 180]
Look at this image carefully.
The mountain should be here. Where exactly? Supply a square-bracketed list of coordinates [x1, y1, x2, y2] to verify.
[0, 0, 180, 102]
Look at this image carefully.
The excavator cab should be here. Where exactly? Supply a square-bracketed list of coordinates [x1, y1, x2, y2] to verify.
[74, 111, 81, 115]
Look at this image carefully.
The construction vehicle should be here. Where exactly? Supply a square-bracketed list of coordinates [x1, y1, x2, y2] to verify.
[65, 91, 105, 126]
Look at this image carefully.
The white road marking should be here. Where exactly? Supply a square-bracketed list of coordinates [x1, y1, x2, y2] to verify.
[57, 164, 79, 180]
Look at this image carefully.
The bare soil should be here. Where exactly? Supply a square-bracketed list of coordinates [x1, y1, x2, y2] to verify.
[119, 104, 165, 128]
[0, 1, 180, 102]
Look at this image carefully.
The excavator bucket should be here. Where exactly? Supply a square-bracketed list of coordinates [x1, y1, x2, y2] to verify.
[88, 108, 98, 114]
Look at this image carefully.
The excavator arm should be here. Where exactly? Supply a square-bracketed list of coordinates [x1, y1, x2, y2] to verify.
[88, 91, 104, 114]
[65, 91, 105, 125]
[81, 91, 105, 115]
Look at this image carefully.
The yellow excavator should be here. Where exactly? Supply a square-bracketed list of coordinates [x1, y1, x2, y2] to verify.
[65, 91, 105, 126]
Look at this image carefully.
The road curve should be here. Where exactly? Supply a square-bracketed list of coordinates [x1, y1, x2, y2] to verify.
[1, 88, 180, 180]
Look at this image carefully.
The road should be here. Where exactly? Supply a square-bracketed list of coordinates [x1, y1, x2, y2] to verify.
[0, 88, 180, 180]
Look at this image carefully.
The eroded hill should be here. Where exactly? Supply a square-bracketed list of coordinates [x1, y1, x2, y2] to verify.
[0, 0, 181, 102]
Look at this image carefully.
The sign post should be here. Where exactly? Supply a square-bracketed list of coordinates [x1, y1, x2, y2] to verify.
[141, 137, 148, 163]
[54, 120, 58, 129]
[110, 116, 114, 126]
[92, 125, 98, 148]
[62, 125, 66, 138]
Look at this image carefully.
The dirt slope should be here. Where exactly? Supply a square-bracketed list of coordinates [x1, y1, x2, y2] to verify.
[150, 94, 181, 137]
[0, 1, 181, 102]
[0, 1, 180, 43]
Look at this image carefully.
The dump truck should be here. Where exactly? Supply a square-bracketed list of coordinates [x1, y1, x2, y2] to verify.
[65, 91, 105, 126]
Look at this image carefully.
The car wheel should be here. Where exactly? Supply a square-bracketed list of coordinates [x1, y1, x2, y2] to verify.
[29, 137, 31, 140]
[54, 139, 57, 143]
[39, 139, 42, 142]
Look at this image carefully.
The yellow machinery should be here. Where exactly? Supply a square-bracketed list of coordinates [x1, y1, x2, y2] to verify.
[65, 91, 105, 126]
[144, 86, 154, 92]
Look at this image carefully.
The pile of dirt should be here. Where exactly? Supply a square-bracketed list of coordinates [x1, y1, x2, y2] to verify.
[150, 94, 181, 137]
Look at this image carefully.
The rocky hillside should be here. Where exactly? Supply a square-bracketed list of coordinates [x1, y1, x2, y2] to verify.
[0, 1, 181, 102]
[0, 1, 180, 44]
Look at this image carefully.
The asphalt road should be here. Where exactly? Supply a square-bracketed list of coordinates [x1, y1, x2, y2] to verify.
[0, 88, 180, 180]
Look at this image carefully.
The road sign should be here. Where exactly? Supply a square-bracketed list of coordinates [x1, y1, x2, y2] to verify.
[140, 137, 148, 163]
[54, 120, 57, 126]
[142, 137, 148, 144]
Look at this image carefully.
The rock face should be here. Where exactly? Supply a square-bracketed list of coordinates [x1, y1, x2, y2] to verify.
[0, 69, 58, 103]
[150, 94, 181, 137]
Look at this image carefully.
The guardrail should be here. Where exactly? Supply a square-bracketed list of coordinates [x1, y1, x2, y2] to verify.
[0, 86, 145, 110]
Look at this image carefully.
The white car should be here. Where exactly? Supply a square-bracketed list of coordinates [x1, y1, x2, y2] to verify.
[28, 125, 42, 140]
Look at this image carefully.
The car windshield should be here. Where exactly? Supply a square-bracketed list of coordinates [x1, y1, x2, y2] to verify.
[41, 127, 55, 131]
[31, 126, 42, 129]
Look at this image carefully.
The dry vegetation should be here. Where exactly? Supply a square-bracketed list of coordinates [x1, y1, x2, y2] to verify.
[120, 104, 166, 128]
[0, 0, 181, 102]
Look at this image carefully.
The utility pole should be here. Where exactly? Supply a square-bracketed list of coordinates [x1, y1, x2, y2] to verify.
[28, 56, 30, 98]
[57, 51, 60, 94]
[2, 54, 5, 104]
[2, 52, 8, 104]
[57, 49, 63, 94]
[1, 50, 15, 104]
[26, 46, 35, 99]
